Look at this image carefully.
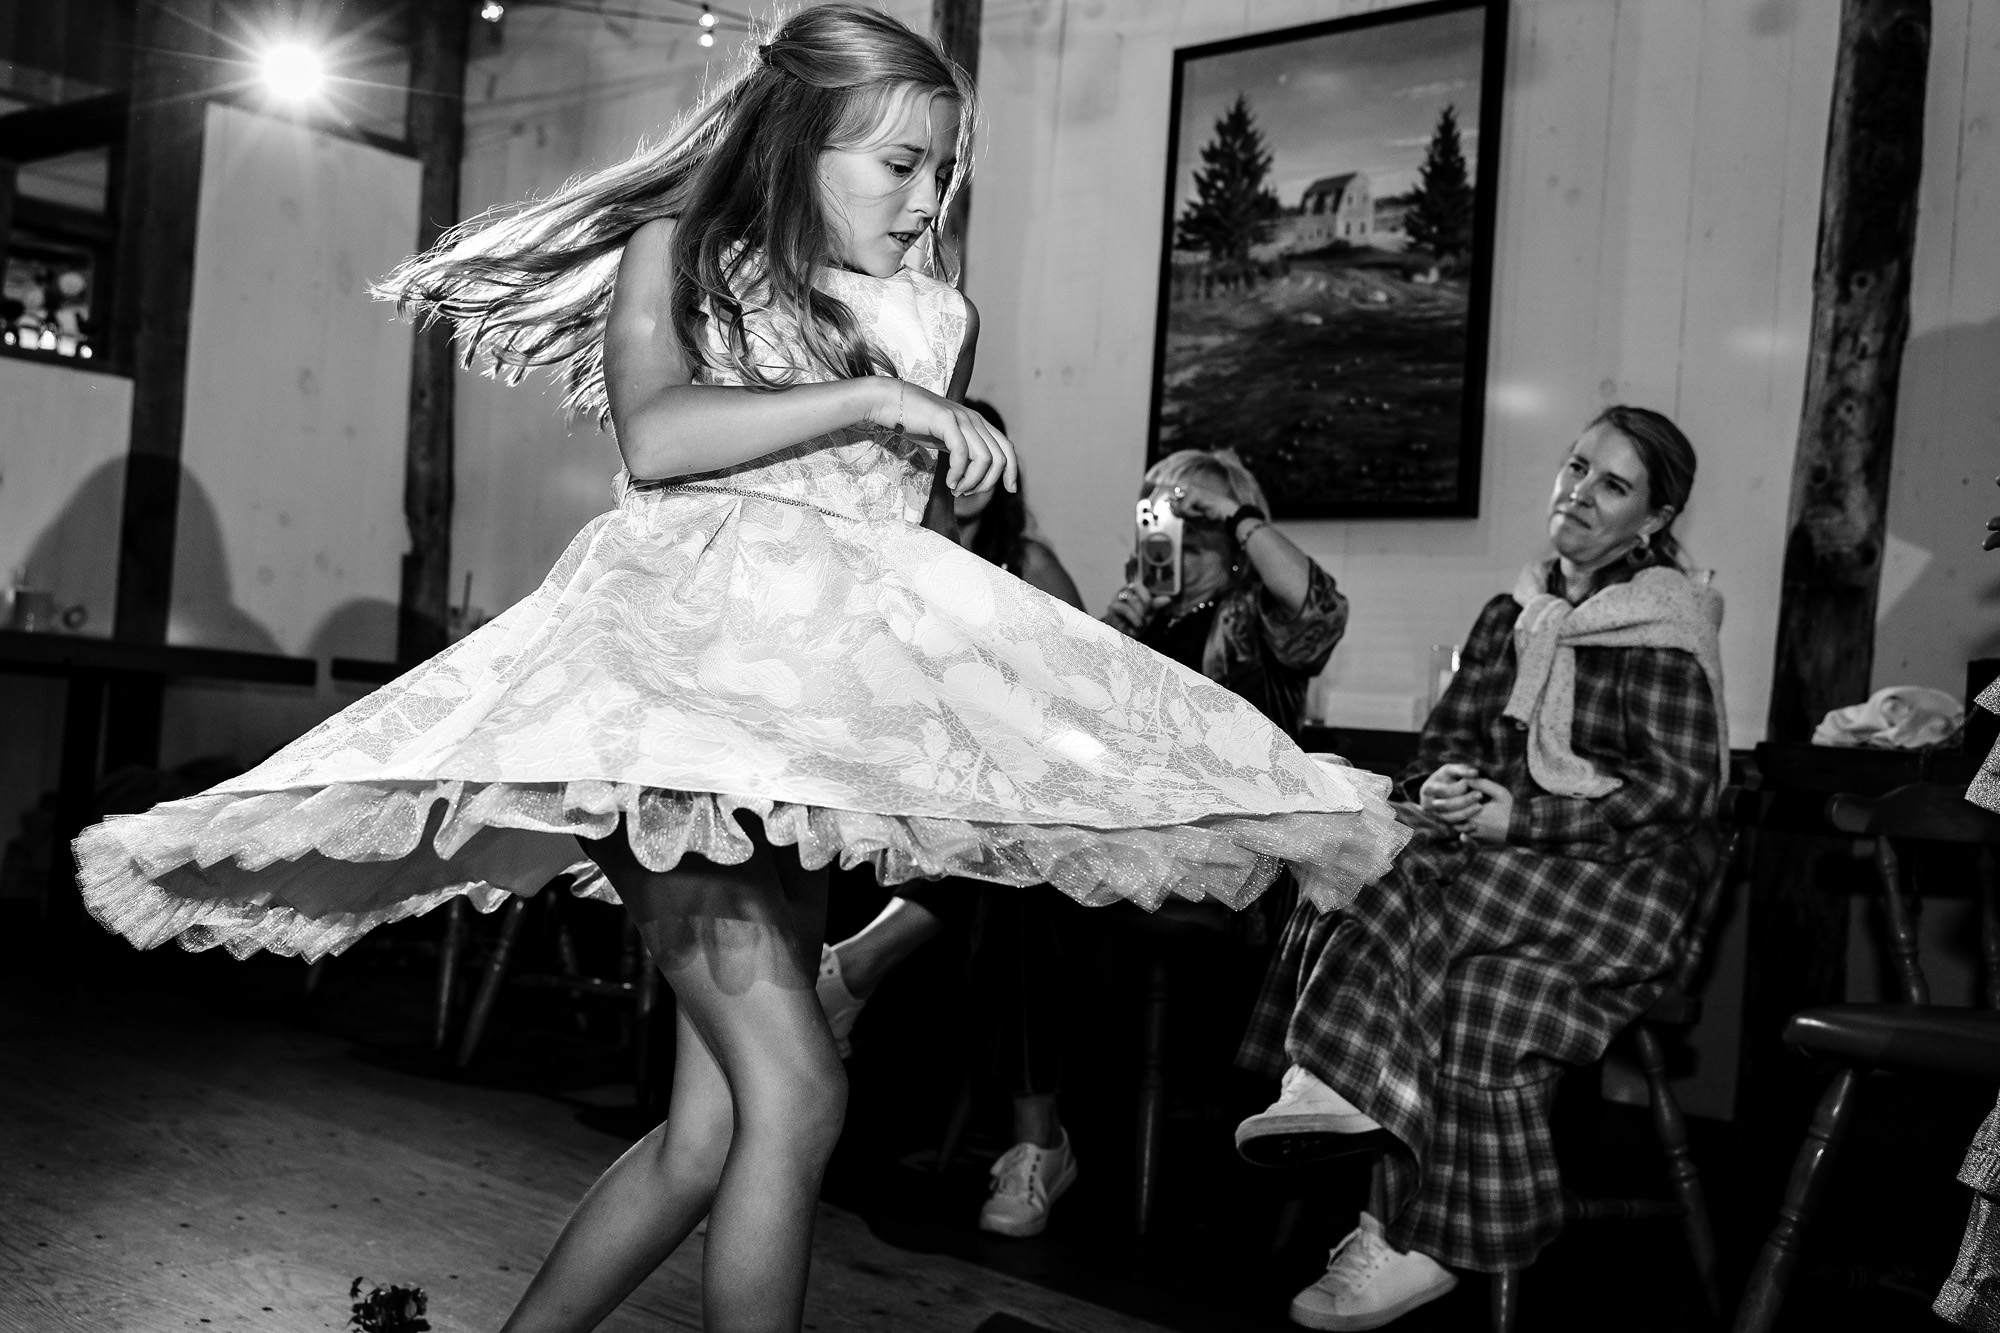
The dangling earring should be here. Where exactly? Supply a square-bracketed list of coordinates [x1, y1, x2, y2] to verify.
[1636, 531, 1652, 551]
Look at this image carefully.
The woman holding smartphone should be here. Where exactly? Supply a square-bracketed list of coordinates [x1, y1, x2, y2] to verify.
[1103, 448, 1347, 737]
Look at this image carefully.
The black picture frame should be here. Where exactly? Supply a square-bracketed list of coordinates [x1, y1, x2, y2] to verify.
[1146, 0, 1508, 519]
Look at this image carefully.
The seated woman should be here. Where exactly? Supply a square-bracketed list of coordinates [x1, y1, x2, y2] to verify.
[1235, 406, 1724, 1331]
[1103, 447, 1347, 737]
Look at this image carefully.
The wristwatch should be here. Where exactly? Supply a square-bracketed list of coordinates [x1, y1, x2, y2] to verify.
[1228, 505, 1268, 543]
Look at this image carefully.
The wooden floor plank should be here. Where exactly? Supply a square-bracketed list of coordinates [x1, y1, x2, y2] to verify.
[0, 994, 1168, 1333]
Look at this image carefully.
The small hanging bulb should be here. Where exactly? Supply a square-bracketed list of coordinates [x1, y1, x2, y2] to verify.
[698, 29, 714, 46]
[479, 0, 504, 20]
[698, 5, 717, 27]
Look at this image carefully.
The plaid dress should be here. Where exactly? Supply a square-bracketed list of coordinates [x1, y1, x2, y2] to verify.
[1239, 585, 1721, 1272]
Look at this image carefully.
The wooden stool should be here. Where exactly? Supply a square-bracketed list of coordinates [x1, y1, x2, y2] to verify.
[449, 874, 663, 1102]
[1731, 1006, 2000, 1333]
[1733, 783, 2000, 1332]
[1825, 782, 2000, 1008]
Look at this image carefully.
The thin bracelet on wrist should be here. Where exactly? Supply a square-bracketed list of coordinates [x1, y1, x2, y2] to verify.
[1228, 505, 1268, 543]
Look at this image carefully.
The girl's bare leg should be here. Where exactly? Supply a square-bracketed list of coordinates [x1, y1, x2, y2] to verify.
[501, 827, 841, 1333]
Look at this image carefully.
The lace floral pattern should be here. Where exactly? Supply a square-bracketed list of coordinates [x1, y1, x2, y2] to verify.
[75, 261, 1411, 961]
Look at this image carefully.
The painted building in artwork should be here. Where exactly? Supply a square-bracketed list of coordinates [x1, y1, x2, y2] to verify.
[1266, 172, 1386, 255]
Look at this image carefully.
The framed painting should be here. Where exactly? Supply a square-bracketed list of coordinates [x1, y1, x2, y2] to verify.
[1146, 0, 1508, 518]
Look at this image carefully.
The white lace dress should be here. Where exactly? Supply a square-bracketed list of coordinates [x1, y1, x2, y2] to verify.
[75, 262, 1410, 961]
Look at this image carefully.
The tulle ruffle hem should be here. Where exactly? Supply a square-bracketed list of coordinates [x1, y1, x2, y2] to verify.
[75, 768, 1409, 963]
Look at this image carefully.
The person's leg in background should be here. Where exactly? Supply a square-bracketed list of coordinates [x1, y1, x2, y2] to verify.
[817, 883, 977, 1056]
[977, 887, 1079, 1238]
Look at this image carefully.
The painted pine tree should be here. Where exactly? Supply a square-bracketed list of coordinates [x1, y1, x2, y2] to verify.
[1403, 105, 1476, 267]
[1176, 94, 1281, 264]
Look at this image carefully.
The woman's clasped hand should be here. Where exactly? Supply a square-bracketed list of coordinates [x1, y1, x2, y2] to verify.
[1416, 761, 1513, 844]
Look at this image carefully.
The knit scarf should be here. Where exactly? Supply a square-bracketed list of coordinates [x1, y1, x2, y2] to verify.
[1504, 562, 1727, 799]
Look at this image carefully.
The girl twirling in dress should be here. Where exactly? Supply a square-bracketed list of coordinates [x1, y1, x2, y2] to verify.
[73, 7, 1408, 1329]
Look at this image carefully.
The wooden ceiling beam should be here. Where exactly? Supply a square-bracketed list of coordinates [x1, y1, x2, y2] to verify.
[0, 92, 127, 162]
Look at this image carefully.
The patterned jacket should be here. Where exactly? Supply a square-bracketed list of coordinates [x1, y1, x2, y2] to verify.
[1199, 562, 1349, 737]
[1398, 589, 1720, 865]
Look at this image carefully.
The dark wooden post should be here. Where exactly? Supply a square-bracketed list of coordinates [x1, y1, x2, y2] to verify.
[110, 0, 217, 647]
[100, 0, 217, 771]
[1767, 0, 1931, 742]
[1738, 0, 1932, 1141]
[397, 0, 472, 665]
[932, 0, 981, 270]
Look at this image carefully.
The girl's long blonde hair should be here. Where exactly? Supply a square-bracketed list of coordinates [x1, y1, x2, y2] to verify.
[375, 4, 975, 424]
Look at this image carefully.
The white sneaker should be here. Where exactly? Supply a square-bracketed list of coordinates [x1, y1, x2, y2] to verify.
[978, 1132, 1078, 1238]
[816, 945, 866, 1059]
[1236, 1065, 1387, 1166]
[1290, 1212, 1457, 1330]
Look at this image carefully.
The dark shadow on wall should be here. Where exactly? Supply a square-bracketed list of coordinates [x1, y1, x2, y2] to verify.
[304, 598, 399, 664]
[1876, 312, 2000, 687]
[14, 457, 124, 636]
[20, 457, 281, 654]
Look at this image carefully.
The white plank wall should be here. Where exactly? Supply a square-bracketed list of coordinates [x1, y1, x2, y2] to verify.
[0, 358, 130, 636]
[966, 0, 1844, 746]
[1876, 0, 2000, 697]
[173, 102, 420, 661]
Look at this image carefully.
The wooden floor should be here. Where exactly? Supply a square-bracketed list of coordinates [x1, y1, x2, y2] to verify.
[0, 985, 1170, 1333]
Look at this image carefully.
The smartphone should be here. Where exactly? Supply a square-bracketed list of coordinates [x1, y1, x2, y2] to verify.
[1135, 496, 1182, 597]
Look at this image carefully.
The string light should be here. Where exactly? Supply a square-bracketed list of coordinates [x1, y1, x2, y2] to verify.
[257, 42, 326, 102]
[698, 5, 716, 26]
[698, 29, 713, 46]
[480, 0, 505, 20]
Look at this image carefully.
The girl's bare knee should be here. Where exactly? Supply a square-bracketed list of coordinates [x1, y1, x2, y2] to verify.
[745, 1060, 846, 1161]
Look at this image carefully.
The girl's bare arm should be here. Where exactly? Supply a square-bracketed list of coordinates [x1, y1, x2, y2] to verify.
[605, 219, 1014, 494]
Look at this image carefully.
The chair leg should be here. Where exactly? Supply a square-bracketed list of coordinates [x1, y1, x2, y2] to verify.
[553, 902, 589, 1033]
[1732, 1065, 1864, 1333]
[1134, 955, 1169, 1236]
[934, 1070, 975, 1175]
[633, 958, 661, 1113]
[1978, 848, 2000, 1011]
[1872, 839, 1930, 1006]
[1490, 1269, 1519, 1333]
[455, 897, 528, 1069]
[433, 898, 467, 1050]
[1633, 1024, 1723, 1319]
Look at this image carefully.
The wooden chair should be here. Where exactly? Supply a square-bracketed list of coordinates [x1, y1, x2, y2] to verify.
[1731, 785, 2000, 1333]
[1825, 782, 2000, 1009]
[1491, 793, 1754, 1331]
[448, 873, 664, 1103]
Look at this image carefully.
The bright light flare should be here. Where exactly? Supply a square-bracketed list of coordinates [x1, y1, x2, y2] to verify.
[698, 30, 714, 46]
[699, 6, 717, 26]
[259, 43, 326, 102]
[480, 0, 505, 21]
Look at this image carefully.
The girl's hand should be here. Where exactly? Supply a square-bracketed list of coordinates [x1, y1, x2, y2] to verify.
[1419, 762, 1484, 826]
[869, 379, 1019, 497]
[1463, 778, 1514, 844]
[1166, 480, 1240, 523]
[1102, 582, 1170, 636]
